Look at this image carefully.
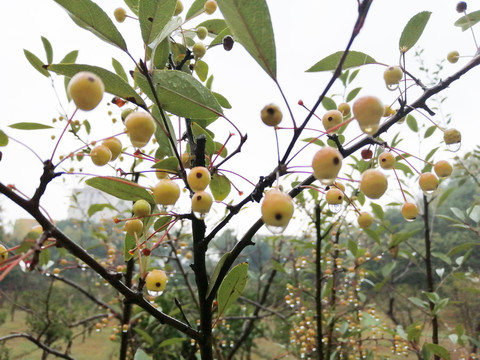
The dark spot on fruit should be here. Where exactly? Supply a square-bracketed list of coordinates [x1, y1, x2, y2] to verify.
[328, 116, 333, 121]
[267, 107, 275, 115]
[275, 213, 282, 220]
[382, 158, 386, 162]
[155, 282, 161, 288]
[196, 172, 203, 178]
[197, 195, 202, 201]
[88, 76, 95, 82]
[338, 196, 342, 200]
[333, 157, 340, 165]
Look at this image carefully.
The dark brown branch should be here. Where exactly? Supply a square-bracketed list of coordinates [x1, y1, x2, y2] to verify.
[0, 333, 75, 360]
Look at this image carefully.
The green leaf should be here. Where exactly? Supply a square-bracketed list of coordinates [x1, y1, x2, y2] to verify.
[54, 0, 127, 51]
[9, 122, 53, 130]
[424, 125, 436, 139]
[406, 114, 418, 132]
[60, 50, 79, 64]
[399, 11, 432, 52]
[147, 70, 223, 119]
[112, 58, 128, 82]
[186, 0, 207, 20]
[192, 122, 215, 155]
[437, 187, 455, 207]
[408, 296, 429, 309]
[134, 348, 153, 360]
[149, 16, 183, 49]
[423, 343, 451, 360]
[389, 229, 422, 248]
[271, 260, 286, 273]
[214, 141, 228, 157]
[424, 147, 439, 162]
[210, 27, 233, 47]
[206, 252, 231, 298]
[217, 262, 248, 316]
[194, 59, 209, 82]
[394, 161, 414, 176]
[125, 0, 139, 15]
[450, 207, 465, 221]
[39, 248, 51, 267]
[346, 87, 361, 102]
[302, 137, 325, 147]
[370, 203, 385, 220]
[152, 156, 179, 172]
[153, 37, 170, 69]
[86, 176, 155, 202]
[212, 92, 232, 109]
[454, 10, 480, 31]
[41, 36, 53, 64]
[133, 328, 154, 346]
[87, 203, 116, 217]
[306, 51, 376, 72]
[217, 0, 276, 79]
[322, 97, 336, 111]
[24, 50, 50, 77]
[210, 173, 231, 201]
[154, 216, 173, 232]
[197, 19, 228, 34]
[468, 204, 480, 223]
[158, 337, 186, 348]
[48, 63, 146, 107]
[0, 130, 8, 146]
[139, 0, 177, 46]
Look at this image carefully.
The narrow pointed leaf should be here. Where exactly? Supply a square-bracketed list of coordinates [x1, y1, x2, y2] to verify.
[455, 10, 480, 31]
[197, 19, 228, 34]
[399, 11, 431, 52]
[146, 70, 223, 119]
[186, 0, 207, 20]
[307, 51, 376, 72]
[139, 0, 177, 46]
[41, 36, 53, 64]
[9, 122, 53, 130]
[87, 203, 117, 217]
[54, 0, 127, 51]
[217, 0, 276, 79]
[86, 176, 155, 202]
[112, 58, 128, 82]
[24, 50, 50, 77]
[217, 262, 248, 316]
[0, 130, 9, 146]
[60, 50, 79, 64]
[48, 63, 146, 107]
[423, 344, 451, 360]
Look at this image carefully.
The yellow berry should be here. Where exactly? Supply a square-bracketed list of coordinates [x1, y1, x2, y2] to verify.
[192, 42, 206, 58]
[419, 172, 439, 194]
[90, 145, 112, 166]
[261, 189, 294, 230]
[145, 269, 168, 292]
[102, 137, 122, 161]
[434, 160, 453, 178]
[0, 243, 8, 262]
[443, 128, 461, 144]
[352, 96, 384, 135]
[68, 72, 104, 111]
[133, 199, 151, 217]
[153, 179, 180, 206]
[114, 7, 127, 23]
[124, 219, 143, 237]
[383, 66, 403, 86]
[360, 169, 388, 199]
[312, 147, 343, 185]
[378, 152, 395, 170]
[204, 0, 217, 14]
[125, 112, 156, 148]
[325, 188, 343, 205]
[191, 191, 213, 218]
[337, 102, 351, 116]
[197, 26, 208, 40]
[357, 212, 373, 229]
[187, 167, 211, 192]
[447, 51, 459, 64]
[322, 110, 343, 133]
[261, 104, 283, 127]
[401, 202, 418, 221]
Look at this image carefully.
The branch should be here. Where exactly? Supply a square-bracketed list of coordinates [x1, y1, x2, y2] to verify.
[0, 333, 75, 360]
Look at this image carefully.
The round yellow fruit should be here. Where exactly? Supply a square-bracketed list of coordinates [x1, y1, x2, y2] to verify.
[145, 269, 168, 292]
[434, 160, 453, 178]
[114, 7, 127, 23]
[322, 110, 343, 133]
[102, 137, 122, 161]
[357, 212, 374, 229]
[90, 145, 112, 166]
[419, 172, 439, 194]
[124, 219, 144, 236]
[261, 189, 294, 228]
[447, 51, 459, 64]
[333, 181, 345, 193]
[191, 191, 213, 216]
[352, 96, 384, 135]
[383, 66, 403, 86]
[378, 151, 395, 170]
[68, 71, 104, 111]
[443, 128, 461, 144]
[153, 179, 180, 206]
[325, 188, 343, 205]
[401, 202, 418, 221]
[192, 42, 206, 58]
[312, 147, 343, 185]
[187, 167, 211, 192]
[133, 199, 151, 217]
[125, 112, 156, 148]
[337, 102, 351, 116]
[204, 0, 217, 14]
[197, 26, 208, 40]
[360, 169, 388, 199]
[0, 243, 8, 262]
[261, 104, 283, 127]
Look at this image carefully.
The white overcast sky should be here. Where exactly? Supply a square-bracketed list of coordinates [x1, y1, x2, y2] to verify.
[1, 0, 479, 233]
